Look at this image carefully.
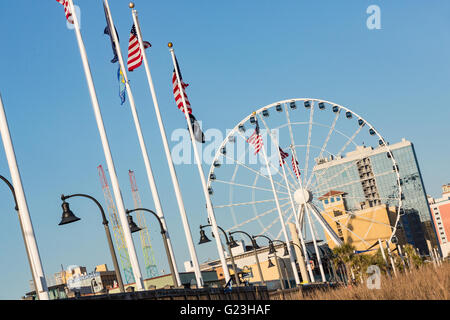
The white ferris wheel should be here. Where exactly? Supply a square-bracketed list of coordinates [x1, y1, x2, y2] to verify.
[206, 98, 403, 262]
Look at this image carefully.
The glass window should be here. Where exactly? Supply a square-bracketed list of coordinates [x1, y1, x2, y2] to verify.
[330, 197, 335, 203]
[336, 196, 341, 201]
[324, 199, 329, 204]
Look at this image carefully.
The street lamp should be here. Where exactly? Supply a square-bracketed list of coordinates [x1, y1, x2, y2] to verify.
[126, 208, 177, 287]
[0, 174, 39, 298]
[198, 224, 240, 286]
[58, 194, 125, 293]
[229, 230, 265, 286]
[254, 234, 286, 289]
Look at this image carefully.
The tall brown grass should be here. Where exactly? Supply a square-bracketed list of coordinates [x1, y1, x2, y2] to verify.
[270, 262, 449, 300]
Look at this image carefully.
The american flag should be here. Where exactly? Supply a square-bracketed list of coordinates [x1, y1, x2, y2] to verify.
[172, 55, 192, 114]
[292, 153, 301, 179]
[247, 120, 263, 155]
[127, 24, 151, 72]
[56, 0, 74, 24]
[279, 147, 289, 166]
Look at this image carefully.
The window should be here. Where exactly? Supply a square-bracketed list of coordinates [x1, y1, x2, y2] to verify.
[336, 196, 341, 201]
[324, 199, 329, 204]
[331, 197, 335, 203]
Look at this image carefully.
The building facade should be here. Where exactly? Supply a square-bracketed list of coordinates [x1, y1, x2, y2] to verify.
[428, 184, 450, 258]
[313, 138, 437, 254]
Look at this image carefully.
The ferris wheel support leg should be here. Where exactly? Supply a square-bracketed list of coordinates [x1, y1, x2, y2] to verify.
[308, 203, 343, 247]
[305, 204, 327, 282]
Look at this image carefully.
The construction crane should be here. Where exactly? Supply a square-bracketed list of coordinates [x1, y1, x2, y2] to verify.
[97, 165, 134, 284]
[129, 170, 159, 278]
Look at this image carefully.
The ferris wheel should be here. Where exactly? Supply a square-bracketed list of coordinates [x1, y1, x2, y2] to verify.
[206, 98, 403, 259]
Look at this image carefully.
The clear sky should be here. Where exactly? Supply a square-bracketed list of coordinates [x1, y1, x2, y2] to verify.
[0, 0, 449, 299]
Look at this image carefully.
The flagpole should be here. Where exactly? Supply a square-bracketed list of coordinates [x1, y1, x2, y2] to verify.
[103, 0, 182, 287]
[0, 94, 49, 300]
[67, 0, 144, 290]
[255, 113, 302, 286]
[169, 44, 231, 286]
[128, 3, 185, 287]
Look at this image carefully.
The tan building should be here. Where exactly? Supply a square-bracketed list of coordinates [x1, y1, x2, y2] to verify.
[318, 190, 398, 252]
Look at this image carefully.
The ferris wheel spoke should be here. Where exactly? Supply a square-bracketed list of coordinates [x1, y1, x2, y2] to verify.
[336, 123, 364, 158]
[226, 200, 291, 233]
[214, 197, 290, 209]
[258, 113, 299, 191]
[260, 205, 292, 236]
[214, 179, 290, 195]
[306, 111, 340, 189]
[221, 152, 291, 192]
[303, 102, 315, 186]
[284, 102, 302, 189]
[274, 207, 295, 240]
[309, 159, 359, 194]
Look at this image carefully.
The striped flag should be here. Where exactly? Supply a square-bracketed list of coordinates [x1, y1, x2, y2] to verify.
[247, 120, 263, 155]
[172, 55, 192, 115]
[56, 0, 74, 24]
[127, 24, 151, 72]
[279, 147, 289, 166]
[292, 153, 301, 179]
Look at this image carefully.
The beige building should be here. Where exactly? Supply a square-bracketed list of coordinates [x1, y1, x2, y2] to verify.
[318, 190, 398, 252]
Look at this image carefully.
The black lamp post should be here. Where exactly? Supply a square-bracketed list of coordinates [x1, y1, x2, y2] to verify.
[126, 208, 177, 287]
[229, 230, 265, 286]
[59, 194, 125, 293]
[199, 224, 240, 286]
[0, 175, 39, 298]
[254, 234, 286, 289]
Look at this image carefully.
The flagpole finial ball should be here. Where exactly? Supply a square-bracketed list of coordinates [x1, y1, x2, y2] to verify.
[129, 2, 135, 8]
[168, 42, 173, 48]
[252, 111, 256, 116]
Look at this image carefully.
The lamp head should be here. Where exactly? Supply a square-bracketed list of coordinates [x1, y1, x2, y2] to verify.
[58, 201, 81, 226]
[127, 214, 142, 233]
[267, 257, 275, 268]
[268, 242, 276, 255]
[198, 228, 211, 244]
[283, 244, 289, 257]
[228, 235, 239, 248]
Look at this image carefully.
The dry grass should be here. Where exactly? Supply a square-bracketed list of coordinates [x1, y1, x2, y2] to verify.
[270, 262, 450, 300]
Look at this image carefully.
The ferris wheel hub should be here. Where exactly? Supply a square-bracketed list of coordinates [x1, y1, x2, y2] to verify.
[294, 188, 312, 205]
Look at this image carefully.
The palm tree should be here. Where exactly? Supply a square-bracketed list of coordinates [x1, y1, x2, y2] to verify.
[332, 242, 356, 285]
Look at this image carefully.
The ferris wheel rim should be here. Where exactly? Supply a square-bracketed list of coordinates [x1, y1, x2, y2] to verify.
[206, 98, 403, 245]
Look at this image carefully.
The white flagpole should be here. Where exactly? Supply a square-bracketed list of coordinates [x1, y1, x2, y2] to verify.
[0, 94, 49, 300]
[256, 114, 301, 286]
[67, 0, 144, 290]
[103, 0, 181, 287]
[129, 4, 183, 287]
[169, 44, 231, 286]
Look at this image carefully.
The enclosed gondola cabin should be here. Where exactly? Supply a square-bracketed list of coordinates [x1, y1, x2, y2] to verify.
[318, 102, 325, 110]
[345, 111, 352, 119]
[262, 109, 269, 117]
[369, 128, 376, 136]
[304, 101, 311, 108]
[209, 173, 216, 180]
[275, 104, 283, 112]
[238, 124, 245, 132]
[289, 101, 297, 110]
[250, 116, 256, 124]
[332, 105, 339, 113]
[358, 119, 365, 126]
[213, 160, 221, 168]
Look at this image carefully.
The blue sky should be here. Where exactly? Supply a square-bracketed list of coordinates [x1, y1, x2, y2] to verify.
[0, 0, 448, 299]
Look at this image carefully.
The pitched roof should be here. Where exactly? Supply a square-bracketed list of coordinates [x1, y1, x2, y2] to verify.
[318, 190, 346, 200]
